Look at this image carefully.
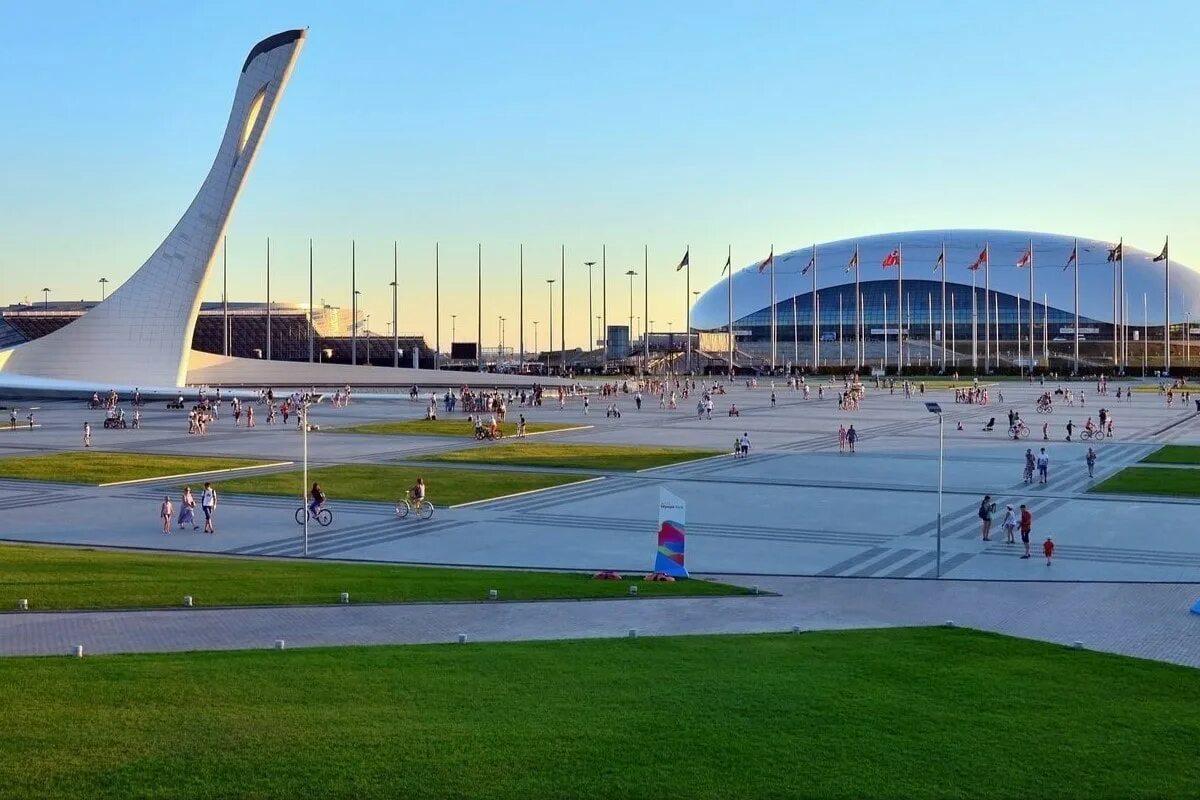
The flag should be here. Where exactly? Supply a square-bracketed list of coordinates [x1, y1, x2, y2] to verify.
[968, 247, 987, 271]
[1016, 247, 1032, 268]
[1106, 243, 1122, 263]
[1064, 245, 1077, 272]
[676, 248, 689, 272]
[1152, 239, 1168, 262]
[720, 252, 731, 275]
[802, 254, 815, 275]
[757, 248, 774, 273]
[845, 250, 858, 273]
[933, 251, 944, 273]
[881, 248, 901, 268]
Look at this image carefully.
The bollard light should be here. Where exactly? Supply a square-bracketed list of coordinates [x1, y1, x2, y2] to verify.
[628, 628, 638, 638]
[628, 585, 638, 597]
[752, 585, 759, 595]
[339, 592, 350, 604]
[488, 589, 498, 600]
[17, 599, 28, 611]
[275, 639, 286, 650]
[1072, 641, 1084, 650]
[944, 620, 955, 628]
[73, 645, 83, 658]
[182, 595, 193, 607]
[792, 625, 803, 634]
[457, 633, 468, 644]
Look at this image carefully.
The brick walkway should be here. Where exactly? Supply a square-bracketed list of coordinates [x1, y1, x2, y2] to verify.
[4, 577, 1198, 668]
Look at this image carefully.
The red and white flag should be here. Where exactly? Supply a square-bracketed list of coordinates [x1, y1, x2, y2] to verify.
[757, 248, 774, 274]
[1063, 245, 1077, 272]
[1016, 247, 1032, 268]
[881, 248, 901, 268]
[968, 247, 987, 271]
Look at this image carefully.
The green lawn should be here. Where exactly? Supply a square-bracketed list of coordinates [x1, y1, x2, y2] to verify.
[0, 452, 270, 485]
[1091, 466, 1200, 497]
[333, 418, 581, 437]
[0, 544, 742, 610]
[1133, 383, 1200, 393]
[1142, 445, 1200, 465]
[422, 442, 723, 471]
[217, 463, 588, 506]
[2, 628, 1198, 799]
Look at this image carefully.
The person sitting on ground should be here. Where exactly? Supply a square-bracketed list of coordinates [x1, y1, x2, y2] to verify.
[982, 417, 995, 432]
[728, 404, 739, 417]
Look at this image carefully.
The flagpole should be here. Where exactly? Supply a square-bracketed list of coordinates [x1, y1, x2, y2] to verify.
[1113, 241, 1119, 370]
[854, 244, 861, 368]
[519, 244, 524, 369]
[811, 244, 818, 370]
[684, 244, 690, 373]
[393, 241, 399, 368]
[883, 293, 889, 369]
[223, 235, 229, 357]
[1120, 238, 1126, 372]
[1043, 291, 1049, 363]
[983, 241, 991, 372]
[439, 242, 444, 371]
[1165, 236, 1171, 372]
[770, 245, 776, 371]
[792, 294, 798, 366]
[1073, 237, 1080, 373]
[971, 255, 978, 371]
[602, 245, 607, 369]
[951, 293, 956, 368]
[726, 245, 733, 376]
[477, 243, 483, 373]
[1016, 290, 1022, 377]
[940, 240, 947, 372]
[265, 236, 271, 361]
[307, 238, 313, 363]
[1029, 238, 1035, 370]
[351, 239, 357, 366]
[643, 244, 649, 375]
[897, 242, 903, 372]
[994, 294, 999, 366]
[560, 244, 565, 373]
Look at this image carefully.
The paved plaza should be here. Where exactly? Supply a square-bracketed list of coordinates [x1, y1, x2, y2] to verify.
[2, 379, 1199, 582]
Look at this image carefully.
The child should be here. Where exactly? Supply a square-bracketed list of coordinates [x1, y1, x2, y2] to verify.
[160, 495, 173, 534]
[733, 435, 742, 458]
[1043, 536, 1055, 566]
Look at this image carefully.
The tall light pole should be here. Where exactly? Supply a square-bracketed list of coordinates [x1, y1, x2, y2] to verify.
[41, 287, 50, 310]
[926, 402, 944, 578]
[98, 277, 109, 302]
[353, 289, 362, 365]
[585, 261, 596, 354]
[390, 278, 398, 368]
[301, 399, 309, 557]
[451, 314, 457, 343]
[532, 320, 539, 362]
[547, 279, 556, 374]
[498, 316, 505, 361]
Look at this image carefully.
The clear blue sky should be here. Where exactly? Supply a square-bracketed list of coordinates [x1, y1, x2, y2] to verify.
[1, 0, 1197, 349]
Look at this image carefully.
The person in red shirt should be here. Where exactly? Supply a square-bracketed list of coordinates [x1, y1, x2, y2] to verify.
[1019, 505, 1033, 559]
[1043, 536, 1054, 566]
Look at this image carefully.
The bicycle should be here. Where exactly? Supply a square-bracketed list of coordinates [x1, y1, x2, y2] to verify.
[1036, 403, 1053, 414]
[1080, 428, 1103, 442]
[295, 504, 333, 526]
[395, 497, 434, 520]
[1009, 421, 1030, 440]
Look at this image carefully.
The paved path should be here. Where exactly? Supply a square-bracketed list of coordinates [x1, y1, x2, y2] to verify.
[4, 577, 1199, 668]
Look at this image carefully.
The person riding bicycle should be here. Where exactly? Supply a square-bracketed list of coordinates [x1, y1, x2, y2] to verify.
[308, 482, 326, 517]
[409, 477, 426, 507]
[1084, 417, 1096, 435]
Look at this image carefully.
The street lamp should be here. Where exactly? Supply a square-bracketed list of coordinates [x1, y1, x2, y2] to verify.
[925, 401, 944, 578]
[98, 277, 109, 302]
[498, 316, 505, 362]
[352, 289, 362, 364]
[585, 261, 596, 353]
[625, 270, 637, 355]
[365, 314, 371, 365]
[41, 287, 51, 310]
[532, 320, 539, 362]
[389, 279, 399, 368]
[547, 279, 556, 374]
[451, 314, 457, 343]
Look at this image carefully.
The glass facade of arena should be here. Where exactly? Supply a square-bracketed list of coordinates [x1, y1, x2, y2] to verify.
[732, 279, 1107, 343]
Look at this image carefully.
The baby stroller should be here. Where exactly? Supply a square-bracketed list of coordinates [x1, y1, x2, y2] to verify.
[981, 417, 995, 432]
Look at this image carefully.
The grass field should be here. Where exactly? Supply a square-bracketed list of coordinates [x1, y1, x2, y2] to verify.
[422, 442, 723, 471]
[2, 628, 1198, 799]
[0, 544, 742, 610]
[1133, 383, 1200, 393]
[0, 452, 269, 485]
[1141, 445, 1200, 465]
[334, 418, 581, 437]
[217, 463, 588, 506]
[1091, 465, 1200, 497]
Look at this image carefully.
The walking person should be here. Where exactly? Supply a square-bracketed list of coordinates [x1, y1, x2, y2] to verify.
[838, 424, 847, 452]
[1065, 419, 1074, 442]
[200, 481, 217, 534]
[160, 495, 173, 534]
[1085, 447, 1097, 479]
[178, 486, 199, 531]
[83, 421, 91, 448]
[1043, 536, 1055, 566]
[1037, 448, 1049, 484]
[1019, 504, 1033, 558]
[846, 425, 858, 453]
[1001, 504, 1017, 544]
[978, 495, 996, 541]
[1023, 448, 1035, 484]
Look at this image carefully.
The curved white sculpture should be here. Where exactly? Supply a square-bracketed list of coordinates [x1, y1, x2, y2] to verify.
[0, 30, 306, 388]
